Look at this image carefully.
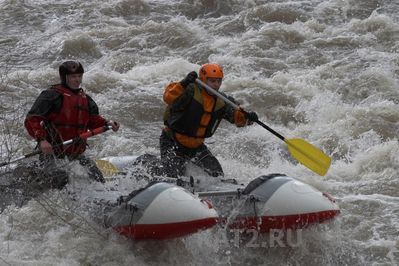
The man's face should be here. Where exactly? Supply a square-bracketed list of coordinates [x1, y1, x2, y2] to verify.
[206, 77, 222, 90]
[66, 73, 83, 89]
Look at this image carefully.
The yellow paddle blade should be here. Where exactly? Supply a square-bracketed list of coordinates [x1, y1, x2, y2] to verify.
[285, 138, 331, 176]
[95, 159, 119, 176]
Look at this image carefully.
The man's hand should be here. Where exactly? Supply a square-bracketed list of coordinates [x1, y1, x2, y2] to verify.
[39, 140, 54, 154]
[180, 71, 198, 88]
[245, 111, 259, 122]
[108, 120, 120, 132]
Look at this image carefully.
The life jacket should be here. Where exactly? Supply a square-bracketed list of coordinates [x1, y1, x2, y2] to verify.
[164, 83, 226, 148]
[46, 85, 90, 155]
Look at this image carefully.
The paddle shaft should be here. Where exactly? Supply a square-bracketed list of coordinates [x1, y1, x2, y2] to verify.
[0, 150, 41, 167]
[196, 79, 331, 176]
[0, 125, 112, 167]
[195, 79, 285, 141]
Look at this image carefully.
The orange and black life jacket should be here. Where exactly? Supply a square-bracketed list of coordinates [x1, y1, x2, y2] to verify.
[164, 83, 226, 139]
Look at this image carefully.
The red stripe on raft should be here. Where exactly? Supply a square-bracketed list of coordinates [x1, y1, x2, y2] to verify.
[113, 217, 218, 240]
[227, 210, 340, 232]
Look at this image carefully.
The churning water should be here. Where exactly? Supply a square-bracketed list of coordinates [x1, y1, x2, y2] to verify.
[0, 0, 398, 265]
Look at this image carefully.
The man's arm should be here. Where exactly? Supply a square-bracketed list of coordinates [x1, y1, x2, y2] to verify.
[86, 94, 108, 129]
[222, 94, 249, 127]
[24, 90, 62, 141]
[164, 72, 197, 107]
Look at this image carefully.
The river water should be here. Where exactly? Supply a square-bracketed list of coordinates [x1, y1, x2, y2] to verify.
[0, 0, 398, 265]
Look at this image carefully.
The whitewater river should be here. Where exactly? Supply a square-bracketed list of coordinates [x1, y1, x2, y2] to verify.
[0, 0, 398, 265]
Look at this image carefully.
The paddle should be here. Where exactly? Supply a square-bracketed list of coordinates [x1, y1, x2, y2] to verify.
[95, 159, 119, 176]
[195, 79, 331, 176]
[0, 125, 113, 168]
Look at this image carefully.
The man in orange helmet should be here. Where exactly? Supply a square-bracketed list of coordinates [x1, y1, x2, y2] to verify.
[161, 63, 258, 178]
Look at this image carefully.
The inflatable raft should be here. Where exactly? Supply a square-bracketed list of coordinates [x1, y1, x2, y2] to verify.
[99, 155, 340, 238]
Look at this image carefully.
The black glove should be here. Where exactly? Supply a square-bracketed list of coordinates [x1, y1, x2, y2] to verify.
[245, 111, 258, 122]
[180, 71, 198, 88]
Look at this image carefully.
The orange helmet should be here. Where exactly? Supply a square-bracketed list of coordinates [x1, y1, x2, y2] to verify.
[199, 63, 223, 82]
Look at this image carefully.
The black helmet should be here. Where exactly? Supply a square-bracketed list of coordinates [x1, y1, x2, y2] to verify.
[59, 61, 84, 84]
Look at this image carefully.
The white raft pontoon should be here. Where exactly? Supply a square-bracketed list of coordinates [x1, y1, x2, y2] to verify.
[104, 181, 218, 239]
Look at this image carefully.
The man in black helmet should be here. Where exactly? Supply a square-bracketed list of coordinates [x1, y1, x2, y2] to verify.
[23, 61, 119, 189]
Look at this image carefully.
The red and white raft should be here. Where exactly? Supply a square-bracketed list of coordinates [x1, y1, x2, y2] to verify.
[104, 182, 218, 240]
[100, 156, 340, 239]
[198, 174, 340, 233]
